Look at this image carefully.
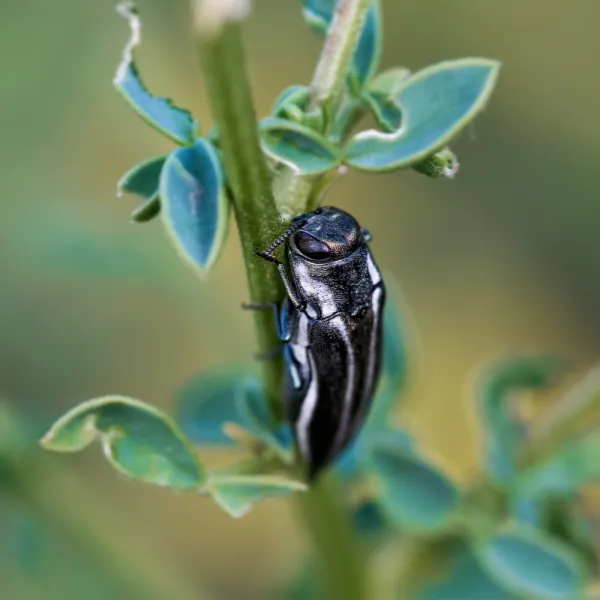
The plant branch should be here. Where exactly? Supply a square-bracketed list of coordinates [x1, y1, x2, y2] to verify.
[295, 476, 367, 600]
[194, 9, 286, 419]
[307, 0, 371, 127]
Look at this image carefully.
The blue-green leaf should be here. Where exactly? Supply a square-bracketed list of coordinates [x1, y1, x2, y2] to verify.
[476, 526, 588, 600]
[417, 547, 517, 600]
[117, 155, 166, 223]
[235, 377, 293, 460]
[208, 472, 307, 518]
[272, 85, 311, 119]
[40, 396, 205, 490]
[516, 430, 600, 500]
[345, 58, 500, 171]
[368, 441, 459, 531]
[477, 355, 564, 483]
[351, 500, 388, 538]
[160, 140, 230, 275]
[300, 0, 382, 89]
[175, 366, 255, 446]
[260, 117, 341, 175]
[114, 3, 197, 145]
[362, 90, 402, 133]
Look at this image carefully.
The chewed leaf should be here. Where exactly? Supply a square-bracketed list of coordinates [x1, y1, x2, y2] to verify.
[114, 2, 198, 145]
[117, 154, 166, 223]
[39, 396, 205, 490]
[175, 366, 254, 446]
[362, 90, 402, 133]
[260, 117, 341, 175]
[368, 441, 459, 531]
[345, 58, 500, 171]
[417, 546, 517, 600]
[209, 473, 307, 518]
[301, 0, 382, 89]
[476, 526, 588, 600]
[477, 355, 564, 483]
[160, 140, 230, 275]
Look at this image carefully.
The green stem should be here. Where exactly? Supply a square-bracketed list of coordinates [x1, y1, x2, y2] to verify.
[195, 7, 368, 599]
[308, 0, 371, 127]
[197, 21, 286, 419]
[296, 476, 367, 600]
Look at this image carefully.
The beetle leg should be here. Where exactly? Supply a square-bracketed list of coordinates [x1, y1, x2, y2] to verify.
[253, 250, 305, 311]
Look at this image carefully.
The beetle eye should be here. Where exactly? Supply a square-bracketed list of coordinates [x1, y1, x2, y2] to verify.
[294, 231, 331, 260]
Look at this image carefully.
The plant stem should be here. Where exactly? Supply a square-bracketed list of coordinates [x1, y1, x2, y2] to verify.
[274, 0, 370, 219]
[295, 476, 367, 600]
[307, 0, 371, 126]
[196, 18, 286, 419]
[194, 6, 368, 598]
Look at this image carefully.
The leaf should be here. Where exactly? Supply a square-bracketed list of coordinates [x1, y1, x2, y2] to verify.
[351, 500, 388, 538]
[477, 355, 564, 483]
[516, 429, 600, 500]
[272, 85, 310, 118]
[368, 440, 459, 531]
[417, 547, 517, 600]
[345, 58, 500, 171]
[235, 377, 293, 460]
[113, 2, 198, 145]
[362, 90, 402, 133]
[208, 472, 307, 518]
[39, 396, 205, 490]
[160, 140, 230, 275]
[476, 526, 588, 600]
[117, 155, 166, 223]
[300, 0, 382, 89]
[260, 117, 341, 175]
[175, 366, 254, 446]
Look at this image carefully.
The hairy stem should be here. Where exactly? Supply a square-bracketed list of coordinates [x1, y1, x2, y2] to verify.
[308, 0, 371, 127]
[196, 18, 286, 419]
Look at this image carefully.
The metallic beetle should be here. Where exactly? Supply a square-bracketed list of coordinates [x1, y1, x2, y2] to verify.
[254, 206, 386, 480]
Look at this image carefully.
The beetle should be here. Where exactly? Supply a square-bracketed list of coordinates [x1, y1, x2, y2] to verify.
[252, 206, 385, 480]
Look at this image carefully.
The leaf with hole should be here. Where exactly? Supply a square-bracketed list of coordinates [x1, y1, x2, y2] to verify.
[345, 58, 500, 171]
[476, 526, 588, 600]
[367, 440, 459, 531]
[113, 2, 198, 145]
[117, 155, 166, 223]
[477, 355, 564, 483]
[260, 117, 341, 175]
[160, 140, 230, 276]
[40, 396, 205, 490]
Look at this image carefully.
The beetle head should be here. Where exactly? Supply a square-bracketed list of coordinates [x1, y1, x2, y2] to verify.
[290, 206, 362, 262]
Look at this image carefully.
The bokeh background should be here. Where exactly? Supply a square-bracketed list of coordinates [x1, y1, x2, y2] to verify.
[2, 1, 600, 598]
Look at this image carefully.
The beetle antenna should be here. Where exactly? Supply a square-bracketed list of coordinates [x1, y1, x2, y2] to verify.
[254, 219, 307, 262]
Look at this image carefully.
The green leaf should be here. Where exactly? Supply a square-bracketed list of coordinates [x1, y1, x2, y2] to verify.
[117, 154, 166, 223]
[345, 58, 500, 171]
[300, 0, 382, 89]
[39, 396, 205, 490]
[362, 90, 402, 133]
[417, 547, 517, 600]
[235, 377, 292, 460]
[476, 526, 588, 600]
[477, 355, 564, 483]
[175, 366, 255, 446]
[272, 85, 310, 119]
[160, 140, 230, 275]
[516, 430, 600, 500]
[370, 67, 412, 97]
[113, 3, 198, 145]
[368, 441, 460, 531]
[208, 471, 307, 518]
[260, 117, 341, 175]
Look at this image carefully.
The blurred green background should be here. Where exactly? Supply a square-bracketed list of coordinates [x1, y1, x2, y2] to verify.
[2, 1, 600, 598]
